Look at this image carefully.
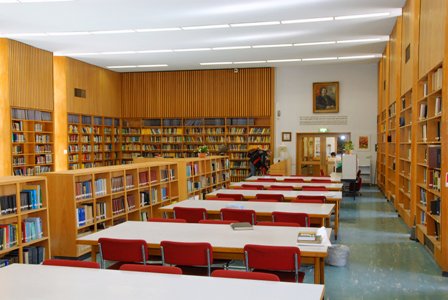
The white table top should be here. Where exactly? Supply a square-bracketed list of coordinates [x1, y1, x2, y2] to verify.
[78, 221, 331, 255]
[0, 264, 325, 300]
[160, 199, 335, 216]
[208, 189, 342, 200]
[246, 174, 341, 182]
[231, 181, 343, 190]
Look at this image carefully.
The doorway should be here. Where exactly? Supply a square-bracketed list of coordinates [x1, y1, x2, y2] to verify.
[296, 132, 351, 176]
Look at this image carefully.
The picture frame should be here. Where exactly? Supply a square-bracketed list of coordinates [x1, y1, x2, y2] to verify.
[282, 132, 292, 142]
[358, 135, 370, 151]
[313, 82, 339, 113]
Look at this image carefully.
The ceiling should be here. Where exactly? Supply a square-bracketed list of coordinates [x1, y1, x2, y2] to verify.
[0, 0, 405, 72]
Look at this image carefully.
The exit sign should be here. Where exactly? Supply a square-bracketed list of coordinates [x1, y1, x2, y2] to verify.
[319, 128, 328, 133]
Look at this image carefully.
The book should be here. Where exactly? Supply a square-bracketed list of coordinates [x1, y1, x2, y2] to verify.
[297, 232, 323, 244]
[230, 222, 253, 230]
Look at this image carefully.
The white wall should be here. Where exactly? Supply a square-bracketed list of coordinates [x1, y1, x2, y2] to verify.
[274, 63, 378, 179]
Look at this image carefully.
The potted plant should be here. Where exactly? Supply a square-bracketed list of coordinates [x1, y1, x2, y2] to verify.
[197, 145, 209, 158]
[343, 141, 354, 154]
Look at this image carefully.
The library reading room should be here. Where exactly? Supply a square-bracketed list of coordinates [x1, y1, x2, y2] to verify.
[0, 0, 447, 299]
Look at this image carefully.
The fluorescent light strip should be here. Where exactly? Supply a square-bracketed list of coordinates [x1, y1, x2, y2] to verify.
[252, 44, 292, 48]
[1, 32, 47, 37]
[294, 41, 336, 46]
[107, 65, 137, 69]
[0, 0, 74, 2]
[212, 46, 251, 50]
[137, 64, 168, 68]
[337, 38, 382, 44]
[267, 59, 301, 63]
[100, 51, 136, 55]
[47, 31, 90, 36]
[302, 57, 337, 61]
[91, 30, 135, 34]
[135, 49, 173, 54]
[233, 60, 266, 64]
[335, 12, 390, 20]
[173, 48, 211, 52]
[230, 21, 280, 27]
[136, 28, 181, 32]
[200, 62, 233, 66]
[281, 17, 334, 24]
[338, 55, 381, 60]
[182, 24, 229, 30]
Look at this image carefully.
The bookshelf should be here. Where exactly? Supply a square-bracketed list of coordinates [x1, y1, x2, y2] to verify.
[68, 114, 121, 170]
[0, 176, 50, 267]
[415, 64, 443, 255]
[377, 110, 387, 193]
[11, 108, 54, 176]
[135, 156, 230, 201]
[386, 101, 397, 203]
[44, 161, 179, 257]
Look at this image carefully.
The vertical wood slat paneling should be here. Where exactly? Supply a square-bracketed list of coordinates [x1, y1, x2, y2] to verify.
[389, 19, 402, 103]
[0, 39, 12, 176]
[401, 0, 418, 94]
[8, 40, 53, 110]
[419, 0, 446, 78]
[121, 68, 273, 118]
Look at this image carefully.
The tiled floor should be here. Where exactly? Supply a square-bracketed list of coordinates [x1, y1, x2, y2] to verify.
[308, 186, 448, 300]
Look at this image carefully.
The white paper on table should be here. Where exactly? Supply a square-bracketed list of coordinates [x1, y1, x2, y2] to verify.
[297, 226, 332, 247]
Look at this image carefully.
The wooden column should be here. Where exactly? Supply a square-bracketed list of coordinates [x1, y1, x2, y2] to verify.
[0, 39, 12, 176]
[53, 56, 68, 171]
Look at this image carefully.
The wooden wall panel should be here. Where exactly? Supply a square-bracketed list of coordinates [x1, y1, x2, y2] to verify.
[401, 0, 419, 94]
[389, 19, 402, 103]
[121, 68, 274, 118]
[0, 39, 12, 176]
[53, 57, 68, 171]
[419, 0, 446, 78]
[8, 40, 53, 110]
[65, 57, 121, 117]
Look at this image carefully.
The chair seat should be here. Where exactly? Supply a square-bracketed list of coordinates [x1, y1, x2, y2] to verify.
[176, 265, 223, 276]
[252, 269, 305, 283]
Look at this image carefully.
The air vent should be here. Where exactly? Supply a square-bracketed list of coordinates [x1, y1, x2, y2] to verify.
[74, 88, 86, 98]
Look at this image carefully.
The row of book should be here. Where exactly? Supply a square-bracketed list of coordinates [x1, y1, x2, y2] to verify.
[249, 128, 270, 134]
[0, 246, 45, 267]
[112, 196, 125, 215]
[22, 217, 43, 243]
[94, 178, 107, 196]
[12, 109, 51, 121]
[76, 204, 94, 227]
[13, 166, 52, 175]
[111, 176, 124, 192]
[186, 163, 200, 177]
[419, 99, 442, 120]
[0, 195, 17, 215]
[75, 180, 93, 200]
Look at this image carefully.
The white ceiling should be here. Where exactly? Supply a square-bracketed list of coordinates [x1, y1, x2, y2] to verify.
[0, 0, 405, 72]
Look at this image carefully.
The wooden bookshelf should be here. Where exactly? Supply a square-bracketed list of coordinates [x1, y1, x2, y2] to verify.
[386, 101, 397, 202]
[0, 176, 51, 266]
[415, 64, 443, 255]
[67, 114, 121, 170]
[377, 110, 387, 193]
[11, 108, 54, 176]
[44, 161, 179, 257]
[135, 156, 230, 201]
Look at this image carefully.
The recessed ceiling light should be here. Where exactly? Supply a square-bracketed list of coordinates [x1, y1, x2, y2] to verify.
[294, 41, 336, 46]
[302, 57, 337, 61]
[267, 59, 301, 63]
[173, 48, 211, 52]
[281, 17, 334, 24]
[135, 49, 173, 54]
[107, 65, 137, 69]
[337, 38, 382, 44]
[182, 24, 229, 30]
[338, 54, 381, 60]
[252, 44, 292, 48]
[230, 21, 280, 27]
[137, 64, 168, 68]
[90, 29, 135, 35]
[233, 60, 266, 64]
[200, 62, 233, 65]
[135, 28, 181, 33]
[335, 12, 390, 20]
[212, 46, 251, 50]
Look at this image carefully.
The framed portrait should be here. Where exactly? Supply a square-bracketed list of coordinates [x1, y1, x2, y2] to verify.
[282, 132, 292, 142]
[313, 82, 339, 113]
[358, 135, 370, 151]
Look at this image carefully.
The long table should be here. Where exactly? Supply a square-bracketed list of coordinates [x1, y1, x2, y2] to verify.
[246, 175, 341, 182]
[77, 221, 331, 284]
[231, 181, 343, 191]
[0, 264, 325, 300]
[159, 199, 335, 226]
[206, 189, 341, 239]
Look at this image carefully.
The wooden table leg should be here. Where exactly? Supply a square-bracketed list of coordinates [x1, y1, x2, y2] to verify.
[314, 257, 321, 284]
[334, 200, 339, 240]
[320, 258, 325, 284]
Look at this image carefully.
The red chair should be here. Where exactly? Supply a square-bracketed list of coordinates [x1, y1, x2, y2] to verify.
[160, 241, 214, 276]
[267, 185, 294, 191]
[173, 207, 207, 223]
[148, 217, 187, 223]
[272, 211, 310, 227]
[242, 184, 265, 190]
[255, 193, 284, 202]
[256, 221, 300, 227]
[302, 186, 328, 191]
[320, 169, 325, 176]
[198, 219, 238, 225]
[244, 244, 305, 283]
[310, 179, 332, 183]
[256, 178, 277, 182]
[98, 238, 148, 269]
[220, 208, 256, 225]
[119, 264, 182, 274]
[293, 195, 326, 203]
[205, 197, 235, 201]
[283, 178, 304, 183]
[43, 259, 100, 269]
[248, 198, 279, 202]
[211, 269, 280, 281]
[216, 193, 244, 201]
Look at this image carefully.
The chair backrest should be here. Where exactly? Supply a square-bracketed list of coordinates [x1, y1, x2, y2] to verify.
[119, 264, 182, 274]
[98, 238, 148, 268]
[256, 221, 300, 227]
[267, 185, 294, 191]
[205, 197, 235, 201]
[255, 193, 284, 202]
[293, 195, 326, 204]
[241, 184, 265, 190]
[211, 269, 280, 281]
[220, 208, 256, 225]
[256, 178, 277, 182]
[310, 179, 332, 183]
[320, 169, 325, 176]
[198, 219, 238, 225]
[248, 198, 279, 202]
[283, 178, 304, 183]
[43, 259, 100, 269]
[160, 241, 213, 276]
[216, 193, 244, 201]
[302, 186, 328, 191]
[272, 211, 310, 227]
[148, 217, 187, 223]
[355, 176, 362, 191]
[244, 244, 302, 282]
[232, 186, 263, 191]
[173, 207, 207, 223]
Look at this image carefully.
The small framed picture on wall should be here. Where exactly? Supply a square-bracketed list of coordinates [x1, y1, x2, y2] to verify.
[282, 132, 292, 142]
[358, 135, 370, 151]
